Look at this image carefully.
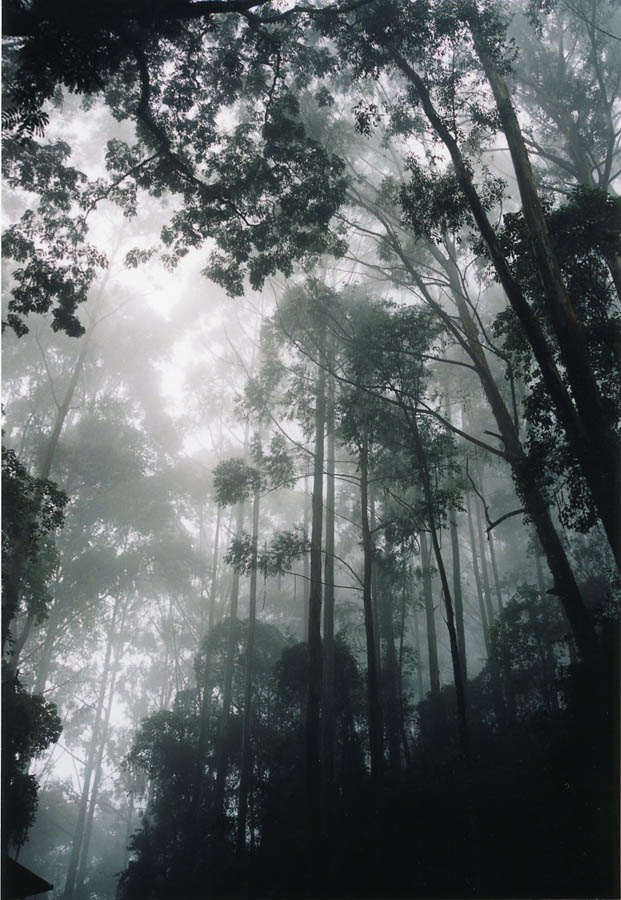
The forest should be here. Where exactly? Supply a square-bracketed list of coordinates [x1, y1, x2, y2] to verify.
[1, 1, 620, 898]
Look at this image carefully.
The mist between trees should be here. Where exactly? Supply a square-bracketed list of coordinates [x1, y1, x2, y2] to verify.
[2, 1, 620, 899]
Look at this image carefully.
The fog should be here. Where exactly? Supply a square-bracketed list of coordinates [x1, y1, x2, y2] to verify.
[2, 2, 620, 899]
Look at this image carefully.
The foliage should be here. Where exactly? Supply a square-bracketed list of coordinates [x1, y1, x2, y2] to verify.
[226, 525, 309, 576]
[1, 445, 67, 633]
[213, 458, 261, 507]
[1, 666, 62, 851]
[2, 137, 108, 336]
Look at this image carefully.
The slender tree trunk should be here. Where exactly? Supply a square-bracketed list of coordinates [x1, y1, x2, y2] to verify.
[410, 417, 479, 893]
[488, 528, 504, 613]
[208, 505, 221, 635]
[303, 467, 310, 642]
[475, 500, 496, 630]
[370, 487, 382, 679]
[213, 501, 245, 820]
[412, 595, 425, 701]
[420, 532, 440, 698]
[62, 594, 121, 900]
[305, 362, 326, 854]
[449, 503, 466, 679]
[76, 618, 125, 892]
[398, 579, 411, 766]
[444, 391, 466, 676]
[321, 372, 336, 825]
[359, 435, 383, 784]
[122, 792, 135, 871]
[379, 582, 401, 776]
[192, 505, 222, 825]
[237, 488, 260, 855]
[467, 499, 490, 657]
[533, 532, 547, 600]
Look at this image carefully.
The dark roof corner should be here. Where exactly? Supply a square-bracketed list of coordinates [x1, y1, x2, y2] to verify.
[2, 856, 54, 899]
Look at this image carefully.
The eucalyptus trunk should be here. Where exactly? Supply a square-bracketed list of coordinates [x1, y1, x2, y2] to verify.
[62, 594, 121, 900]
[410, 417, 479, 892]
[467, 499, 490, 658]
[192, 504, 222, 825]
[379, 583, 401, 776]
[237, 487, 260, 855]
[475, 501, 496, 631]
[213, 501, 245, 820]
[305, 362, 325, 847]
[420, 531, 440, 698]
[321, 372, 336, 823]
[449, 502, 466, 680]
[359, 435, 383, 785]
[76, 622, 125, 892]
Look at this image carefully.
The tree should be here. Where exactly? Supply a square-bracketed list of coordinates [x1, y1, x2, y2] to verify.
[214, 434, 294, 853]
[1, 448, 64, 856]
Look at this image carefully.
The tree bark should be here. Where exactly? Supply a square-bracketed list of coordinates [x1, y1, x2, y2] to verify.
[192, 504, 222, 824]
[467, 498, 490, 658]
[449, 503, 466, 679]
[213, 501, 245, 820]
[321, 371, 336, 824]
[76, 616, 125, 892]
[305, 361, 325, 852]
[359, 435, 383, 785]
[62, 593, 121, 900]
[411, 416, 480, 893]
[412, 592, 425, 701]
[303, 466, 310, 642]
[237, 487, 260, 855]
[379, 578, 401, 776]
[475, 499, 496, 631]
[487, 527, 504, 613]
[420, 531, 440, 698]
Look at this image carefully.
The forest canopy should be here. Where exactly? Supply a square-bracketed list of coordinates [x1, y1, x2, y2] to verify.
[2, 1, 620, 899]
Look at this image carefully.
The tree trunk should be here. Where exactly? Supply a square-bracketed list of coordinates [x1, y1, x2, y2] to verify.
[379, 580, 401, 776]
[412, 593, 425, 701]
[487, 527, 504, 613]
[305, 362, 325, 852]
[192, 504, 222, 824]
[398, 579, 411, 766]
[420, 532, 440, 698]
[303, 466, 310, 642]
[467, 499, 490, 658]
[475, 500, 496, 631]
[369, 487, 382, 680]
[213, 501, 245, 820]
[237, 488, 260, 855]
[208, 505, 221, 635]
[411, 417, 479, 893]
[359, 435, 383, 784]
[62, 594, 121, 900]
[449, 502, 466, 680]
[321, 372, 336, 824]
[76, 616, 125, 893]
